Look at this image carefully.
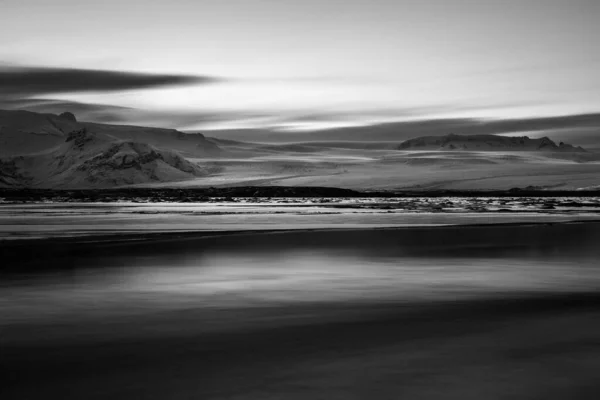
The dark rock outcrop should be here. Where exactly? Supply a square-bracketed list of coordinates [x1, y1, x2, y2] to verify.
[59, 112, 77, 122]
[65, 128, 92, 149]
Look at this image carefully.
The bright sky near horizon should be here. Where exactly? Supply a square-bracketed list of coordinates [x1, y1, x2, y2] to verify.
[1, 0, 599, 130]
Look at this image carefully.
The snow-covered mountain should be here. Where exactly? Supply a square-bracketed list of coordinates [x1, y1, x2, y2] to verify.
[398, 133, 585, 152]
[1, 110, 597, 190]
[0, 109, 220, 187]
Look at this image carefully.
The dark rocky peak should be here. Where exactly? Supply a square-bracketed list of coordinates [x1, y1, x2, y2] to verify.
[59, 112, 77, 122]
[537, 136, 558, 149]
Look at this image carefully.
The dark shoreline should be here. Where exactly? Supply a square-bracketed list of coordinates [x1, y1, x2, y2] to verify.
[2, 186, 600, 202]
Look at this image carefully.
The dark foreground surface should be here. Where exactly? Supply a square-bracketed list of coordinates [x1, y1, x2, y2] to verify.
[3, 223, 600, 399]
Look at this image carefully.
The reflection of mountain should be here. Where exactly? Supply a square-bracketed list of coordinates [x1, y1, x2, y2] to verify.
[0, 110, 220, 187]
[398, 134, 585, 152]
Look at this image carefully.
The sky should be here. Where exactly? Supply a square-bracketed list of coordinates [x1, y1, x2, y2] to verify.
[1, 0, 599, 132]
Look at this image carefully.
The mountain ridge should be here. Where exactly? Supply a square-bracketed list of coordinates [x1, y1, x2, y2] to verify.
[0, 109, 219, 187]
[398, 133, 585, 152]
[1, 109, 599, 190]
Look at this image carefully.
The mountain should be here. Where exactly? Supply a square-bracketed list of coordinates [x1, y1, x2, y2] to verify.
[0, 109, 220, 188]
[0, 109, 220, 157]
[397, 134, 586, 152]
[0, 109, 81, 157]
[1, 109, 599, 190]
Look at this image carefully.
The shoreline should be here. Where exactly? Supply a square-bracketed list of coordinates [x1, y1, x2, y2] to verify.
[2, 185, 600, 202]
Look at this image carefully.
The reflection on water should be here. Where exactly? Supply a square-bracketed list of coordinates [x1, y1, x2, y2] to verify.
[4, 223, 600, 400]
[3, 223, 600, 328]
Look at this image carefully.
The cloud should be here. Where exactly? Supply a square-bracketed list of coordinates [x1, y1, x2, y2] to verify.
[203, 113, 600, 147]
[0, 97, 269, 131]
[0, 66, 221, 97]
[0, 97, 137, 124]
[2, 82, 599, 147]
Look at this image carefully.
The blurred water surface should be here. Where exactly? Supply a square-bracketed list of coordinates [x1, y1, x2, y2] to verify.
[4, 222, 600, 399]
[3, 223, 600, 333]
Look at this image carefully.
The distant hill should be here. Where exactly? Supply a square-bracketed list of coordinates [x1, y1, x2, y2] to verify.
[0, 109, 220, 188]
[397, 134, 586, 152]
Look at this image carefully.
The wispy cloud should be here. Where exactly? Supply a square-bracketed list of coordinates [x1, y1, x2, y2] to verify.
[202, 113, 600, 147]
[0, 65, 222, 97]
[0, 97, 269, 130]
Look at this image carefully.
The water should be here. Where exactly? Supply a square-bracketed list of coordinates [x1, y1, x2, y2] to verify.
[3, 222, 600, 399]
[3, 223, 600, 339]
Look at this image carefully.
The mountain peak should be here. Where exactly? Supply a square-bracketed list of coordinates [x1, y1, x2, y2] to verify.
[398, 133, 585, 152]
[59, 112, 77, 122]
